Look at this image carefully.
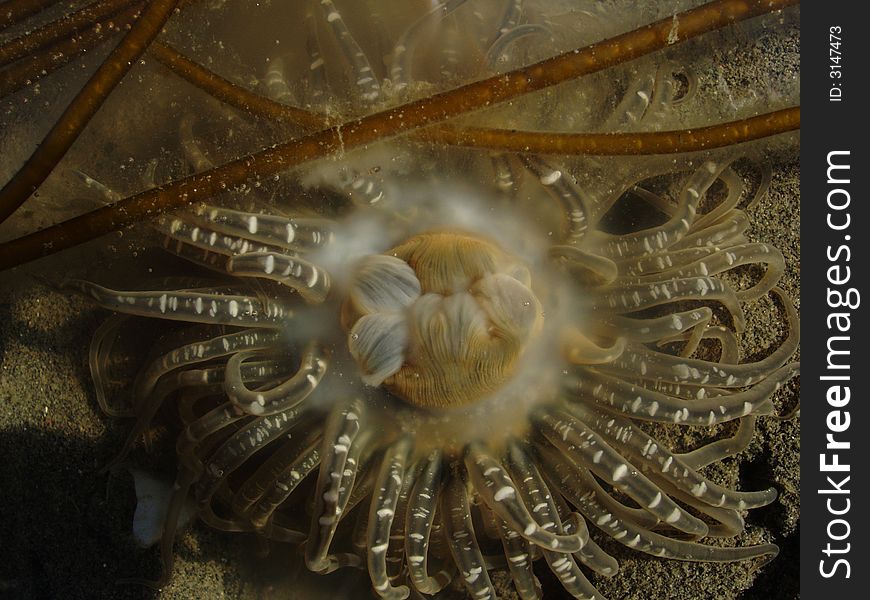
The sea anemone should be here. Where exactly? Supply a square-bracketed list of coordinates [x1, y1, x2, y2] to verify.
[0, 1, 799, 599]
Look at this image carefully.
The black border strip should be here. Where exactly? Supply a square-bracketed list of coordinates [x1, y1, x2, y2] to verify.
[801, 3, 868, 597]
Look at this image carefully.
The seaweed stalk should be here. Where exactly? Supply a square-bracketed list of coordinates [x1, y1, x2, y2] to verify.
[149, 41, 798, 155]
[0, 2, 144, 97]
[0, 0, 141, 67]
[421, 108, 800, 155]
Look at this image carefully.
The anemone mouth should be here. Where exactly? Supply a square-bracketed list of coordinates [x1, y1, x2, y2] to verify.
[343, 230, 545, 409]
